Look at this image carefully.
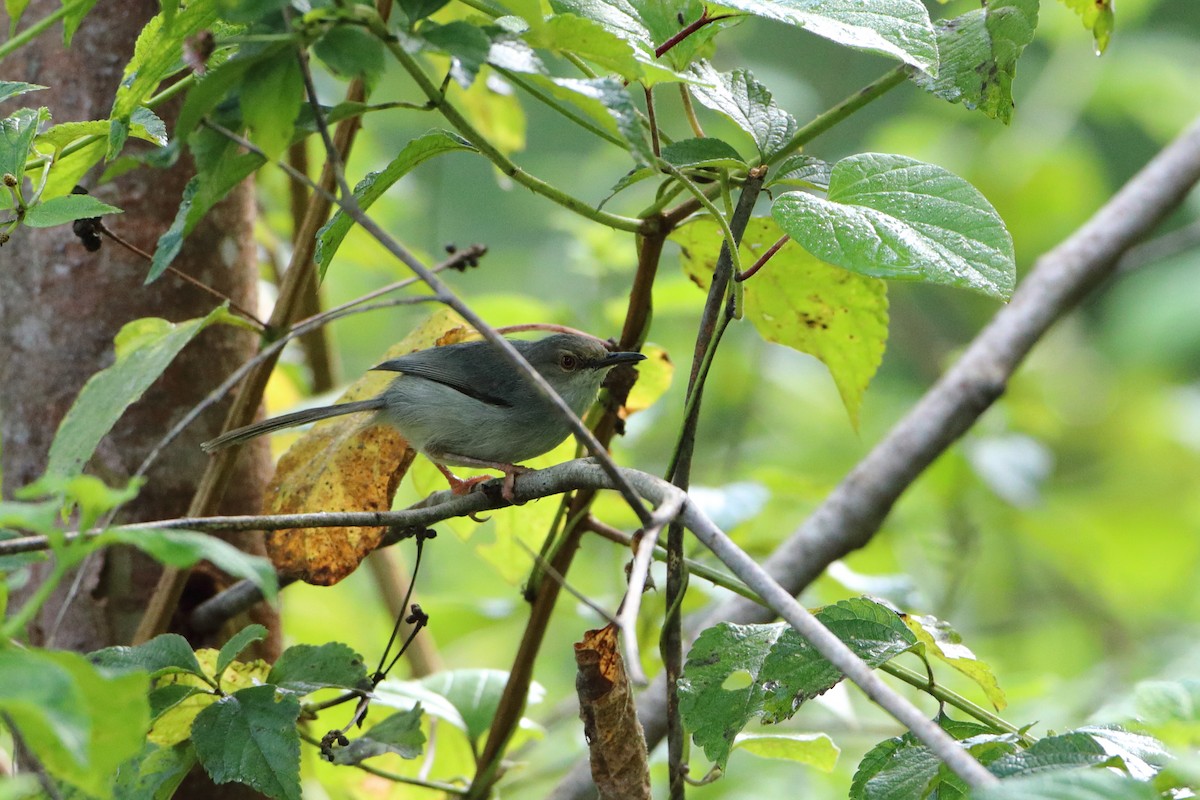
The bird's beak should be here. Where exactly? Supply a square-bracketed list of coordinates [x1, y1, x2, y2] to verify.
[601, 351, 647, 368]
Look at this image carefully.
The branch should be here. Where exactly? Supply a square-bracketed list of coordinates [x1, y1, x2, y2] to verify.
[549, 114, 1200, 800]
[4, 459, 995, 785]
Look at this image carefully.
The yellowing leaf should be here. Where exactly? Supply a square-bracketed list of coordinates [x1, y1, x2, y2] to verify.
[904, 612, 1007, 711]
[622, 343, 673, 416]
[264, 310, 472, 585]
[1058, 0, 1114, 54]
[149, 649, 270, 747]
[674, 217, 888, 428]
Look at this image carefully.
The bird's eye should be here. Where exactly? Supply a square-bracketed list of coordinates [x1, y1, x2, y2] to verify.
[559, 353, 579, 371]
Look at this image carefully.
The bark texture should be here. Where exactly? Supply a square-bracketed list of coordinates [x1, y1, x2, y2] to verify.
[0, 1, 276, 651]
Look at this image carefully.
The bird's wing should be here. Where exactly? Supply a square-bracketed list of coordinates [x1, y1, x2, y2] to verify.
[373, 343, 514, 407]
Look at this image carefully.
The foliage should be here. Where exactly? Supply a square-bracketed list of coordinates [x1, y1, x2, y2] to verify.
[2, 0, 1198, 798]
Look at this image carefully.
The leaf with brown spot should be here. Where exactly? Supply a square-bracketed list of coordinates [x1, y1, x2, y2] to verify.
[674, 217, 888, 428]
[264, 310, 472, 585]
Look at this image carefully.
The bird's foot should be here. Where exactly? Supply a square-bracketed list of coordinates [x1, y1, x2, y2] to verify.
[435, 456, 530, 503]
[434, 461, 530, 503]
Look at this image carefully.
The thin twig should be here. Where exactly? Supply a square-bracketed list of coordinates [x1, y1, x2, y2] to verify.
[615, 492, 684, 685]
[736, 233, 789, 282]
[298, 730, 469, 795]
[547, 114, 1200, 800]
[515, 539, 619, 627]
[96, 223, 268, 328]
[654, 11, 738, 59]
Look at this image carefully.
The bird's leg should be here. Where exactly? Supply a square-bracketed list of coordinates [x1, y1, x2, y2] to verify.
[433, 462, 493, 496]
[434, 453, 530, 502]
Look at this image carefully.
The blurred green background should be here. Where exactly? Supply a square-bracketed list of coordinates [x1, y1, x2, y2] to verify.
[257, 0, 1200, 794]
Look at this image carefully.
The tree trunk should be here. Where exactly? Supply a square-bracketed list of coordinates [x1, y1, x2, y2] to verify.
[0, 1, 277, 653]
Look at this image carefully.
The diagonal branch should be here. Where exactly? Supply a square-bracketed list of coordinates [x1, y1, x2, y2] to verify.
[548, 114, 1200, 800]
[3, 459, 998, 786]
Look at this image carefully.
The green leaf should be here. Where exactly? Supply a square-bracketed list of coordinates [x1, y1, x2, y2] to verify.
[548, 0, 657, 61]
[267, 643, 371, 695]
[526, 13, 678, 85]
[674, 217, 888, 427]
[103, 529, 278, 602]
[767, 153, 831, 190]
[522, 74, 652, 164]
[62, 0, 102, 46]
[130, 106, 169, 147]
[679, 597, 916, 769]
[0, 649, 150, 798]
[91, 633, 204, 679]
[688, 63, 796, 162]
[1058, 0, 1114, 55]
[0, 107, 49, 179]
[910, 0, 1037, 125]
[733, 732, 839, 771]
[22, 194, 122, 228]
[549, 0, 725, 72]
[40, 139, 107, 201]
[990, 732, 1114, 778]
[904, 613, 1006, 711]
[219, 0, 287, 23]
[192, 685, 301, 800]
[331, 706, 425, 765]
[399, 0, 449, 24]
[0, 648, 91, 772]
[148, 147, 265, 280]
[240, 50, 303, 159]
[315, 129, 475, 274]
[660, 137, 745, 170]
[313, 24, 385, 88]
[852, 719, 1015, 800]
[5, 0, 34, 35]
[717, 0, 938, 74]
[216, 624, 269, 679]
[1076, 726, 1170, 780]
[113, 741, 196, 800]
[0, 497, 61, 535]
[419, 669, 531, 743]
[45, 309, 229, 477]
[772, 153, 1016, 300]
[111, 0, 222, 129]
[420, 21, 493, 88]
[35, 120, 110, 152]
[0, 81, 46, 104]
[972, 770, 1159, 800]
[149, 684, 204, 719]
[175, 44, 287, 143]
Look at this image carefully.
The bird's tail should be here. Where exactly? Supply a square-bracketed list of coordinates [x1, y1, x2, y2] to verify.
[201, 398, 386, 453]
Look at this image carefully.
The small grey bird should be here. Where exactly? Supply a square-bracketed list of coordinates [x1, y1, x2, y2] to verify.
[202, 333, 645, 498]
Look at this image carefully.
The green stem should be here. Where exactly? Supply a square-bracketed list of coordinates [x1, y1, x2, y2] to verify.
[638, 178, 686, 218]
[771, 65, 908, 165]
[0, 0, 88, 64]
[660, 162, 742, 276]
[562, 51, 598, 79]
[380, 34, 644, 233]
[880, 661, 1035, 744]
[498, 69, 625, 148]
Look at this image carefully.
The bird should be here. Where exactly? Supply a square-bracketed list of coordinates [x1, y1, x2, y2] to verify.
[202, 333, 646, 499]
